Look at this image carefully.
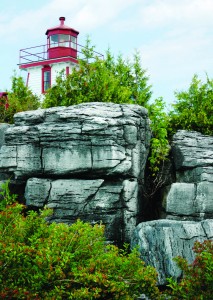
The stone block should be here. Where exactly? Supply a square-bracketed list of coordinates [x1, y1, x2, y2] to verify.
[0, 103, 151, 180]
[162, 182, 213, 220]
[25, 177, 139, 244]
[131, 219, 213, 285]
[172, 130, 213, 170]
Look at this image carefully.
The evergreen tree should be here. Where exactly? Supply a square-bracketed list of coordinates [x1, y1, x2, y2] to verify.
[42, 38, 152, 108]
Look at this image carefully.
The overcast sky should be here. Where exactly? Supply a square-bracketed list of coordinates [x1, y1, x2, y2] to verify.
[0, 0, 213, 108]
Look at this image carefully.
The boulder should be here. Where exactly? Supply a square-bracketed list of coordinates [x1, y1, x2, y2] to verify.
[0, 103, 151, 181]
[172, 130, 213, 170]
[25, 177, 139, 244]
[135, 130, 213, 285]
[160, 130, 213, 221]
[162, 182, 213, 220]
[131, 219, 213, 285]
[0, 103, 151, 244]
[0, 123, 11, 180]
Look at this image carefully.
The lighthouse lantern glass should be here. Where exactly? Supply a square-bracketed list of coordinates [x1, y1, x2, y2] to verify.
[71, 36, 77, 49]
[50, 35, 59, 48]
[59, 34, 70, 47]
[49, 34, 76, 49]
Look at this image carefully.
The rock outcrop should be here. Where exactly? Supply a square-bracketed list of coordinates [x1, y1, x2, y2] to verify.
[132, 130, 213, 284]
[162, 130, 213, 220]
[0, 103, 151, 244]
[0, 123, 11, 181]
[131, 219, 213, 285]
[0, 106, 212, 285]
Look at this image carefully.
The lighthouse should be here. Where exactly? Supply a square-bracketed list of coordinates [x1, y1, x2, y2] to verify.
[19, 17, 81, 97]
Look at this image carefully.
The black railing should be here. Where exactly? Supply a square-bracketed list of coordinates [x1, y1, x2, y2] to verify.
[19, 42, 104, 65]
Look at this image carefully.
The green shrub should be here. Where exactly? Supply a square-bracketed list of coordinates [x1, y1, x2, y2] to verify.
[0, 202, 160, 299]
[169, 74, 213, 136]
[164, 240, 213, 300]
[0, 179, 17, 210]
[0, 73, 40, 124]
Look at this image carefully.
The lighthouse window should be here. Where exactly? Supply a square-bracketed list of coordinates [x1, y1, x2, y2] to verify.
[49, 34, 76, 49]
[50, 34, 59, 48]
[44, 71, 50, 91]
[59, 34, 70, 47]
[42, 66, 51, 93]
[71, 36, 77, 49]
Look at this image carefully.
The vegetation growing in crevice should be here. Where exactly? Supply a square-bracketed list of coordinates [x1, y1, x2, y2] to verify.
[145, 98, 170, 176]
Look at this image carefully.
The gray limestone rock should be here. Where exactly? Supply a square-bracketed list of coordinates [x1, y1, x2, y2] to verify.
[176, 166, 213, 183]
[1, 106, 212, 284]
[25, 177, 139, 244]
[172, 130, 213, 170]
[161, 130, 213, 221]
[131, 219, 213, 285]
[0, 103, 151, 245]
[0, 123, 11, 148]
[162, 182, 213, 220]
[0, 103, 151, 180]
[0, 123, 11, 180]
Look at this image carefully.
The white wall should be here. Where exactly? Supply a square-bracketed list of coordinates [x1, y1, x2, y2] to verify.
[27, 66, 42, 96]
[25, 61, 77, 99]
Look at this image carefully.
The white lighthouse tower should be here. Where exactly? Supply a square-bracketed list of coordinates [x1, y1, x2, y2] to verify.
[19, 17, 80, 97]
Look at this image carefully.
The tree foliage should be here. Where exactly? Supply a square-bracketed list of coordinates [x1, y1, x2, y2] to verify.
[0, 73, 40, 123]
[42, 38, 152, 108]
[169, 74, 213, 136]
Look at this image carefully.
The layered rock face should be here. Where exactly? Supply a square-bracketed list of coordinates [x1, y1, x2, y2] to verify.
[0, 103, 151, 244]
[131, 219, 213, 284]
[131, 130, 213, 284]
[0, 123, 11, 181]
[163, 130, 213, 220]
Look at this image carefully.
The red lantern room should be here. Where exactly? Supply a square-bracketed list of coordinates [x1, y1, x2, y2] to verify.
[46, 17, 79, 60]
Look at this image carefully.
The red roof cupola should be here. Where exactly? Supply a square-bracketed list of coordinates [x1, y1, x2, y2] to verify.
[46, 17, 79, 60]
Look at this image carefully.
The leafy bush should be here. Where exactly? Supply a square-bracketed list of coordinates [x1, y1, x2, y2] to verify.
[164, 240, 213, 300]
[0, 73, 40, 123]
[169, 74, 213, 136]
[0, 200, 160, 299]
[0, 179, 17, 210]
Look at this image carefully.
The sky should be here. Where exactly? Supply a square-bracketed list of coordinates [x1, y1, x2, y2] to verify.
[0, 0, 213, 109]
